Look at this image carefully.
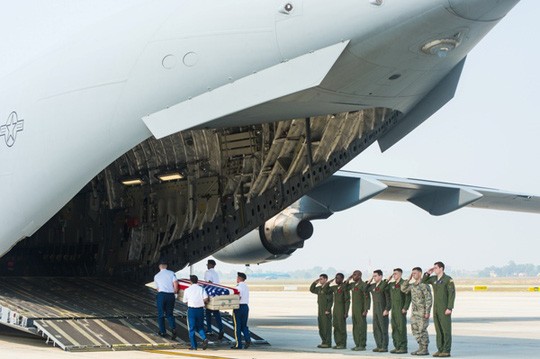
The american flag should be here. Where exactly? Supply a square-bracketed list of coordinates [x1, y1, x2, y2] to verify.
[178, 279, 239, 297]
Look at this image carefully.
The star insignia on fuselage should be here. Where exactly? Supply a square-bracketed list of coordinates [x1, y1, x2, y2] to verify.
[0, 111, 24, 147]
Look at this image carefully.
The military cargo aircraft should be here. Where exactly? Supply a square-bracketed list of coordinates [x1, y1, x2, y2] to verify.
[3, 0, 539, 350]
[1, 0, 529, 275]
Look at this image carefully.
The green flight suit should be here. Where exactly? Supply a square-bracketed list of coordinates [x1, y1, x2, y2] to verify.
[324, 282, 350, 347]
[422, 273, 455, 354]
[347, 280, 370, 349]
[388, 278, 411, 351]
[368, 280, 390, 350]
[310, 280, 333, 346]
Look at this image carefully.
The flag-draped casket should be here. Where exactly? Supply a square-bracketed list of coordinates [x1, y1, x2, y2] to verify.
[177, 279, 240, 310]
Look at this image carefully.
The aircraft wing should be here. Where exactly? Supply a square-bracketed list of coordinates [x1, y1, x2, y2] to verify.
[214, 168, 540, 265]
[305, 169, 540, 216]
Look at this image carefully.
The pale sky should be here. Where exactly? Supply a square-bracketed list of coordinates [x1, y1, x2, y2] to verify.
[190, 1, 540, 278]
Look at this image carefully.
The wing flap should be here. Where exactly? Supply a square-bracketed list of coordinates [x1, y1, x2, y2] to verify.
[306, 174, 387, 213]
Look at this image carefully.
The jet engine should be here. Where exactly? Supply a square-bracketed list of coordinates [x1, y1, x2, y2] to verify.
[213, 212, 313, 264]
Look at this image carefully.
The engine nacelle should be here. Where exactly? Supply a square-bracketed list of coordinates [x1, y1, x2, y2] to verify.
[213, 213, 313, 264]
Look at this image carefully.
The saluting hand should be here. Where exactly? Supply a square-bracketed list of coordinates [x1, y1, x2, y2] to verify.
[409, 273, 413, 281]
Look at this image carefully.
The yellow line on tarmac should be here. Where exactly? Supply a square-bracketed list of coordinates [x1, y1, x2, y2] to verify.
[145, 349, 236, 359]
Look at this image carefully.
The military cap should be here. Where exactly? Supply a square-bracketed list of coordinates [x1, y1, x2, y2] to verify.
[237, 272, 247, 280]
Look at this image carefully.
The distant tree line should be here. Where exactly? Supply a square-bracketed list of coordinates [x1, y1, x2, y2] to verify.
[478, 261, 540, 277]
[209, 262, 539, 280]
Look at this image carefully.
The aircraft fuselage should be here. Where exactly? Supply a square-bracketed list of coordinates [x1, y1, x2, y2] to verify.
[0, 0, 519, 257]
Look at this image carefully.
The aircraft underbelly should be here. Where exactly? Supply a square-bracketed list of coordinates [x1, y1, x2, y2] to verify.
[286, 1, 502, 113]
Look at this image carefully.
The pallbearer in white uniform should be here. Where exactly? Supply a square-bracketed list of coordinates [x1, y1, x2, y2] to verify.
[153, 260, 178, 339]
[182, 275, 209, 350]
[231, 272, 251, 349]
[204, 259, 224, 339]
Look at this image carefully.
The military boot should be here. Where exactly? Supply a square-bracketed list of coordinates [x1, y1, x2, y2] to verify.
[412, 346, 429, 356]
[170, 328, 177, 341]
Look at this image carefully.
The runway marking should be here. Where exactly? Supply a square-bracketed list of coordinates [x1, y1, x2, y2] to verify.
[145, 349, 237, 359]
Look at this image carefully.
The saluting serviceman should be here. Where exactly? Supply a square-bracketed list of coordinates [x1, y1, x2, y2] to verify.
[346, 270, 370, 351]
[310, 273, 333, 348]
[422, 261, 455, 358]
[323, 273, 350, 349]
[367, 269, 390, 353]
[387, 268, 411, 354]
[402, 267, 433, 356]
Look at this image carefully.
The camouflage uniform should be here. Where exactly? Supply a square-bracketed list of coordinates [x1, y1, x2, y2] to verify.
[310, 280, 333, 347]
[324, 282, 350, 348]
[422, 273, 455, 355]
[388, 278, 411, 352]
[401, 279, 432, 354]
[347, 280, 370, 350]
[367, 280, 390, 351]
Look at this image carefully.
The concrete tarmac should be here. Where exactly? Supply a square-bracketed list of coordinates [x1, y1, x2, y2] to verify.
[0, 291, 539, 359]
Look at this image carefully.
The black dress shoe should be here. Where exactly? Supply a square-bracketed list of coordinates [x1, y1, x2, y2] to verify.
[231, 346, 242, 349]
[170, 329, 177, 341]
[202, 339, 209, 350]
[218, 330, 224, 340]
[158, 332, 167, 338]
[244, 341, 251, 349]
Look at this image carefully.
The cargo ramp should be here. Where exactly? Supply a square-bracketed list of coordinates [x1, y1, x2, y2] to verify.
[0, 277, 267, 351]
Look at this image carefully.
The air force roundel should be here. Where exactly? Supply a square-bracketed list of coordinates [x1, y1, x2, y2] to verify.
[0, 112, 24, 147]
